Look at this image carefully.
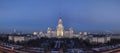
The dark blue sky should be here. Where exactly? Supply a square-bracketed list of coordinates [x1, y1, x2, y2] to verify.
[0, 0, 120, 33]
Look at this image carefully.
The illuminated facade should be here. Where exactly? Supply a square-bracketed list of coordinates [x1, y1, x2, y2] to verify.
[32, 17, 92, 39]
[46, 17, 74, 38]
[56, 17, 64, 38]
[36, 17, 93, 39]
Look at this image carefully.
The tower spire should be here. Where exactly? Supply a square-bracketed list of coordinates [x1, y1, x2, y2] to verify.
[58, 17, 62, 24]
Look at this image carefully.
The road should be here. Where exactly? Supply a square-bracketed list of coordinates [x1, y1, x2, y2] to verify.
[0, 45, 30, 53]
[100, 48, 120, 53]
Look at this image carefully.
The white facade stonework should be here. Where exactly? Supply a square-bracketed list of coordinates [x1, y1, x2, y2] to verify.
[8, 35, 38, 42]
[89, 36, 111, 44]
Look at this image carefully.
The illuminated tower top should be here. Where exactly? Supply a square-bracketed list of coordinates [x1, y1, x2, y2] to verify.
[58, 17, 62, 24]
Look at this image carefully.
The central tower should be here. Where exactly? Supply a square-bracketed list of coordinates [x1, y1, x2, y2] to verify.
[56, 17, 64, 38]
